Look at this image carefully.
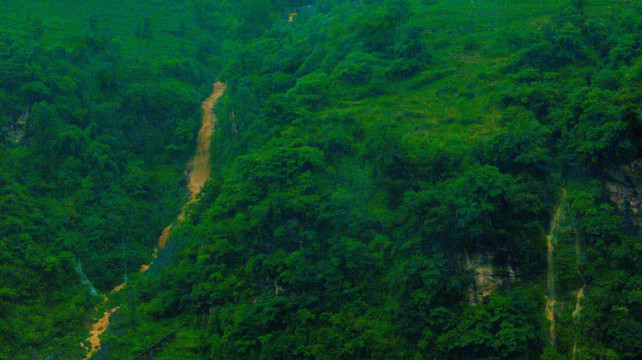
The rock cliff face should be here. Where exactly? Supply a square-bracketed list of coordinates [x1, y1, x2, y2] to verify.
[607, 160, 641, 224]
[464, 253, 516, 305]
[6, 110, 29, 144]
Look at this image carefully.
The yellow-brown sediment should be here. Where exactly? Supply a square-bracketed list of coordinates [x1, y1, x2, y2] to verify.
[84, 306, 120, 359]
[545, 189, 566, 349]
[83, 82, 226, 359]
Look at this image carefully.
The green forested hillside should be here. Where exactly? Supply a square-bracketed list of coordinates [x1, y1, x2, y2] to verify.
[0, 0, 640, 359]
[0, 2, 210, 358]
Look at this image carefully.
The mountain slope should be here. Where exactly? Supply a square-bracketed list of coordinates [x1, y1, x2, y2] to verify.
[0, 1, 640, 359]
[98, 1, 641, 359]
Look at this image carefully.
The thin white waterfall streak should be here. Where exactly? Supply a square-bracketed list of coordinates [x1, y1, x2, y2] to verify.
[74, 259, 100, 297]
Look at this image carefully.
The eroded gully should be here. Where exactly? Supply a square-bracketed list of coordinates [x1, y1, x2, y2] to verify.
[83, 82, 226, 359]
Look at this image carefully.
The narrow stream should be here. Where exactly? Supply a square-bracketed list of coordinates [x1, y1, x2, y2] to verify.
[83, 82, 226, 359]
[571, 215, 586, 360]
[545, 189, 566, 349]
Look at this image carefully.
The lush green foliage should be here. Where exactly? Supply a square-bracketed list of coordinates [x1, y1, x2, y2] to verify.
[0, 0, 640, 359]
[0, 3, 208, 358]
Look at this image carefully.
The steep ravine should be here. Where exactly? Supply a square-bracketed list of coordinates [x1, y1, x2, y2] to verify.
[83, 82, 226, 359]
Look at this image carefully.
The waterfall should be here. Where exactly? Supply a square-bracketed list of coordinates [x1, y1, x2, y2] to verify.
[571, 218, 586, 360]
[545, 189, 566, 349]
[73, 259, 100, 297]
[545, 234, 556, 348]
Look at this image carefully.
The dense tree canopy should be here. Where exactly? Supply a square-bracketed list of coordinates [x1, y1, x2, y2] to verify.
[0, 0, 640, 359]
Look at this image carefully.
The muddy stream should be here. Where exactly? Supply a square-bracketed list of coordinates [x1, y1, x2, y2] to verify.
[83, 82, 226, 359]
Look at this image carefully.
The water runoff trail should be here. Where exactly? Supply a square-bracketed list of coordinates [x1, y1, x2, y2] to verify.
[83, 82, 226, 359]
[545, 189, 566, 350]
[544, 188, 587, 356]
